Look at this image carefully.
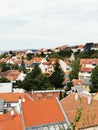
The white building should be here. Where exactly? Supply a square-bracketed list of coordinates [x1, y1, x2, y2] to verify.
[0, 83, 12, 93]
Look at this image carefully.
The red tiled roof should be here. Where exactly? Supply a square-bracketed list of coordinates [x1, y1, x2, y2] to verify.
[32, 57, 43, 63]
[60, 93, 98, 129]
[0, 93, 31, 102]
[6, 70, 21, 81]
[0, 110, 24, 130]
[80, 67, 92, 72]
[78, 45, 84, 49]
[22, 98, 65, 128]
[80, 59, 98, 65]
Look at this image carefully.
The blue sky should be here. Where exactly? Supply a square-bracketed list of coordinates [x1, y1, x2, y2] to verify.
[0, 0, 98, 50]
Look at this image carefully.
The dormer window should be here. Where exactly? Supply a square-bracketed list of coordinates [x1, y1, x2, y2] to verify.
[92, 64, 96, 66]
[7, 103, 11, 107]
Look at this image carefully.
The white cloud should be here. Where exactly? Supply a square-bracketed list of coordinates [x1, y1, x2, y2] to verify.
[0, 0, 98, 49]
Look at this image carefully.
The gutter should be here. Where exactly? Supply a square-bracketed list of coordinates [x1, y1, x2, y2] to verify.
[56, 97, 71, 126]
[21, 104, 26, 130]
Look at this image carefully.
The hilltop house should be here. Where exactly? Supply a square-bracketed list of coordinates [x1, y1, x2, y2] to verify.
[79, 59, 98, 81]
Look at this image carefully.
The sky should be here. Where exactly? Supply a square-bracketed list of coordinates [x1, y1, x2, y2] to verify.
[0, 0, 98, 50]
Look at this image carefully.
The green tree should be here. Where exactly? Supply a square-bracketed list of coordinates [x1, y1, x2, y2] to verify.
[27, 64, 42, 79]
[0, 62, 10, 72]
[20, 59, 27, 73]
[66, 81, 73, 91]
[91, 65, 98, 92]
[12, 63, 19, 70]
[17, 64, 52, 91]
[59, 50, 72, 58]
[49, 62, 65, 89]
[84, 42, 93, 52]
[0, 77, 10, 83]
[27, 53, 34, 60]
[69, 59, 80, 81]
[59, 91, 63, 100]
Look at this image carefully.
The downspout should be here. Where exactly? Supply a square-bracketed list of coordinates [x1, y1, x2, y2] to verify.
[20, 102, 26, 130]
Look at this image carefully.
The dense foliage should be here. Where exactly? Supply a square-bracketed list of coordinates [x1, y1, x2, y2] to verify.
[49, 62, 65, 89]
[69, 59, 80, 80]
[17, 65, 52, 91]
[91, 65, 98, 92]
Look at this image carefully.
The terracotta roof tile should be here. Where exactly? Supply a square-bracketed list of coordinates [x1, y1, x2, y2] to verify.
[32, 57, 43, 63]
[80, 59, 98, 65]
[6, 70, 21, 81]
[22, 98, 65, 128]
[80, 67, 92, 72]
[60, 93, 98, 129]
[0, 110, 24, 130]
[0, 93, 31, 102]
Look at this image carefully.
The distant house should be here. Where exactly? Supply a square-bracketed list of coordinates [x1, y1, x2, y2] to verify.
[6, 70, 21, 82]
[58, 59, 71, 74]
[71, 45, 84, 52]
[79, 59, 98, 81]
[39, 62, 54, 75]
[37, 48, 52, 55]
[16, 72, 26, 81]
[0, 70, 26, 83]
[80, 59, 98, 69]
[91, 43, 98, 50]
[79, 67, 92, 81]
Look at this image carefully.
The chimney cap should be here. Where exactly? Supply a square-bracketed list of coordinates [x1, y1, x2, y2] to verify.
[22, 98, 25, 103]
[88, 96, 91, 105]
[11, 110, 14, 116]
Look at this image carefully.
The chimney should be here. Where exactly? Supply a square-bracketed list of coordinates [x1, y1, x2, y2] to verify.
[22, 98, 25, 103]
[88, 96, 91, 105]
[18, 97, 21, 104]
[75, 93, 78, 101]
[11, 110, 15, 116]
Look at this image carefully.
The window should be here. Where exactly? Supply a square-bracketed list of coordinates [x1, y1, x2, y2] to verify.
[54, 125, 59, 130]
[7, 103, 11, 107]
[49, 126, 55, 130]
[43, 127, 49, 130]
[92, 64, 96, 66]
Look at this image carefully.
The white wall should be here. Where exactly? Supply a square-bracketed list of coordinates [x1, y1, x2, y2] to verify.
[0, 83, 12, 93]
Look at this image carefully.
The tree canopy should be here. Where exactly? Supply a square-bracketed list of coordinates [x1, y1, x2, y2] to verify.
[69, 59, 80, 81]
[49, 62, 65, 89]
[91, 65, 98, 92]
[17, 64, 52, 91]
